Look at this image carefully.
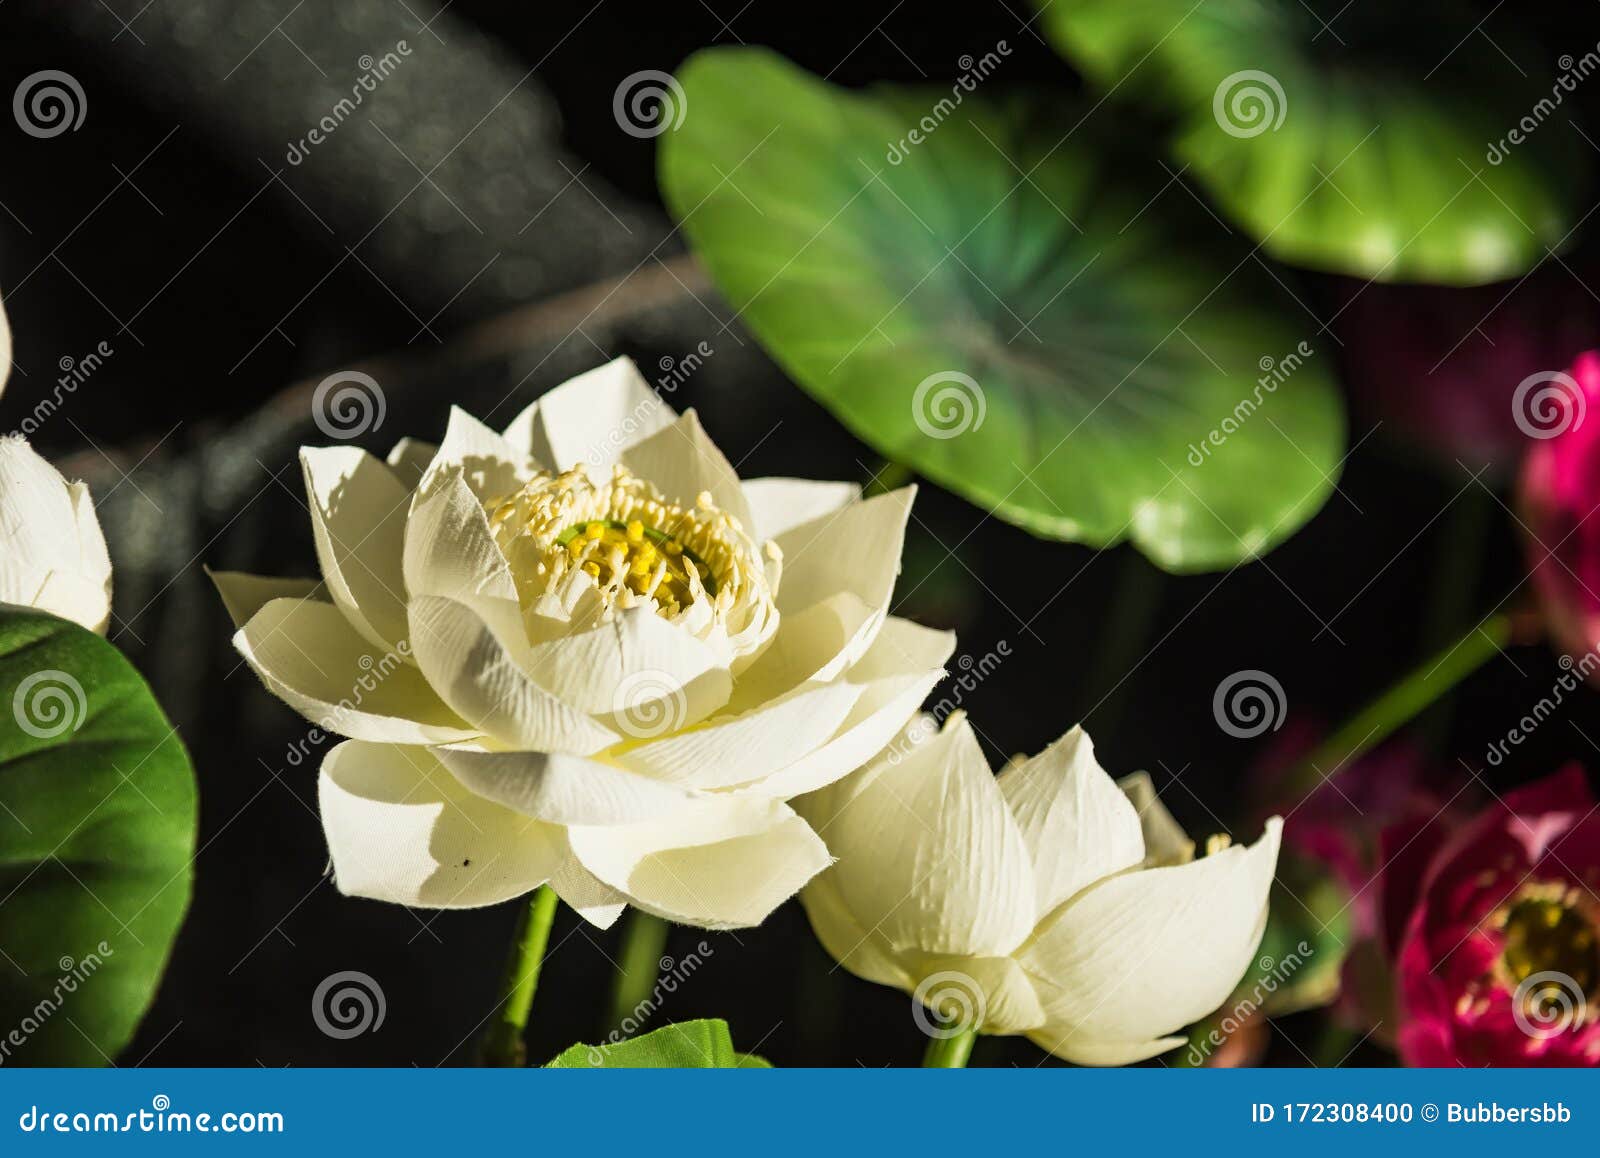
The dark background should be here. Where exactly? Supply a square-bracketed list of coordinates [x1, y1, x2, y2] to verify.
[3, 0, 1600, 1067]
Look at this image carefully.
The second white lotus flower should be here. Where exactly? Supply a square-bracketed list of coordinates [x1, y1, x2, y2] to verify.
[214, 358, 951, 929]
[795, 714, 1282, 1065]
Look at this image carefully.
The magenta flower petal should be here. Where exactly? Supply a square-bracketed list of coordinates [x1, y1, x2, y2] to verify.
[1519, 352, 1600, 668]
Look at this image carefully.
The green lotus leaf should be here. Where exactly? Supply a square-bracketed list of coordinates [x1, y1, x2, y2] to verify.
[1035, 0, 1580, 284]
[0, 608, 197, 1065]
[546, 1018, 771, 1068]
[661, 48, 1344, 570]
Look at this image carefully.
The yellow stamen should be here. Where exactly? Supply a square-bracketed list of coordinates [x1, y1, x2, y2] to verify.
[485, 465, 780, 660]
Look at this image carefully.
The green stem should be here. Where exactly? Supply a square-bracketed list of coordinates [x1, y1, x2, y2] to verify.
[1283, 612, 1513, 801]
[607, 911, 670, 1032]
[478, 885, 559, 1066]
[921, 1027, 977, 1068]
[1419, 493, 1494, 656]
[1414, 492, 1495, 747]
[1313, 1023, 1359, 1068]
[864, 459, 914, 497]
[1085, 549, 1165, 737]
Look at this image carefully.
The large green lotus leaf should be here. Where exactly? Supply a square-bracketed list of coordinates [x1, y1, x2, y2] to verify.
[546, 1018, 771, 1068]
[1036, 0, 1579, 285]
[0, 608, 197, 1065]
[661, 49, 1343, 570]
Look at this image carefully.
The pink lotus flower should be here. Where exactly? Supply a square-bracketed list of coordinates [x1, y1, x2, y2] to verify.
[1521, 352, 1600, 669]
[1397, 767, 1600, 1066]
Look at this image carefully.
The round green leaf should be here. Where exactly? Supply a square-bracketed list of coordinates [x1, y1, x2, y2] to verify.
[0, 608, 197, 1065]
[546, 1018, 770, 1068]
[661, 48, 1344, 570]
[1036, 0, 1580, 284]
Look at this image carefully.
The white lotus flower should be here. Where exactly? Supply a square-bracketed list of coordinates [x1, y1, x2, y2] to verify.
[0, 435, 114, 634]
[795, 714, 1281, 1065]
[213, 358, 951, 929]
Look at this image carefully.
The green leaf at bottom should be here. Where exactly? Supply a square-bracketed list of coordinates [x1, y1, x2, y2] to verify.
[547, 1018, 772, 1068]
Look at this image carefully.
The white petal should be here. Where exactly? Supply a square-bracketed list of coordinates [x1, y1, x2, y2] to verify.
[767, 487, 913, 680]
[997, 726, 1146, 920]
[1118, 772, 1195, 866]
[235, 597, 473, 744]
[301, 446, 410, 651]
[1019, 818, 1282, 1057]
[31, 572, 112, 635]
[385, 437, 437, 489]
[0, 438, 110, 632]
[67, 482, 112, 596]
[0, 295, 11, 398]
[915, 955, 1047, 1036]
[838, 616, 953, 682]
[729, 591, 881, 706]
[402, 469, 518, 603]
[0, 435, 86, 604]
[499, 402, 547, 469]
[319, 740, 564, 909]
[619, 410, 754, 530]
[206, 568, 322, 629]
[796, 715, 1036, 959]
[615, 679, 864, 789]
[741, 477, 860, 541]
[808, 873, 1048, 1039]
[738, 617, 953, 799]
[799, 872, 914, 991]
[0, 445, 109, 638]
[433, 743, 700, 825]
[417, 407, 537, 505]
[510, 357, 676, 473]
[775, 485, 912, 611]
[1026, 1031, 1186, 1067]
[521, 605, 732, 729]
[0, 438, 76, 563]
[548, 855, 628, 929]
[568, 798, 830, 930]
[407, 594, 618, 753]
